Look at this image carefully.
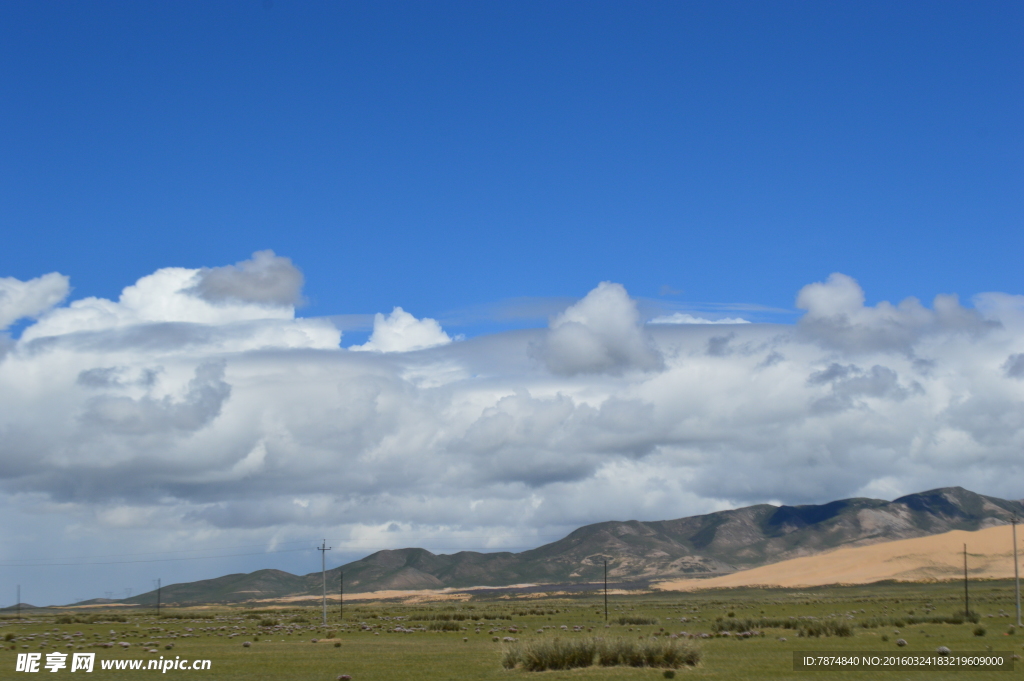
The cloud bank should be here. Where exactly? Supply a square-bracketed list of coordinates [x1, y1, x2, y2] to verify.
[1, 262, 1023, 574]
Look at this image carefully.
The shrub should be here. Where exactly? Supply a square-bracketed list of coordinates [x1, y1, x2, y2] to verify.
[618, 616, 658, 626]
[409, 612, 510, 622]
[501, 637, 700, 672]
[258, 619, 278, 627]
[505, 637, 596, 671]
[974, 626, 986, 637]
[54, 614, 127, 624]
[427, 621, 461, 632]
[797, 622, 852, 638]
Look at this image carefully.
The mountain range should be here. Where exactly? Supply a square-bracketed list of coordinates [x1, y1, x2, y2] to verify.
[88, 486, 1023, 607]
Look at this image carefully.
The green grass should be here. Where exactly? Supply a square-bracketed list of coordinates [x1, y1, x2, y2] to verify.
[1, 580, 1021, 679]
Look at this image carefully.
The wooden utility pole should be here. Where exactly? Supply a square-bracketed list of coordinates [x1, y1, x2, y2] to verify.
[339, 570, 344, 622]
[963, 544, 969, 618]
[317, 540, 332, 626]
[603, 560, 608, 623]
[1013, 518, 1021, 628]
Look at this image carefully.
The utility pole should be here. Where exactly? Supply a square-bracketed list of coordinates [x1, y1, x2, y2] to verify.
[963, 544, 970, 618]
[156, 579, 161, 617]
[16, 585, 20, 620]
[603, 560, 608, 624]
[339, 570, 344, 622]
[317, 540, 331, 626]
[1013, 517, 1021, 628]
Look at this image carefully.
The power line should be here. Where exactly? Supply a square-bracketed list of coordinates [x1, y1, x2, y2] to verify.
[0, 548, 310, 567]
[0, 542, 562, 567]
[0, 539, 320, 563]
[0, 536, 564, 565]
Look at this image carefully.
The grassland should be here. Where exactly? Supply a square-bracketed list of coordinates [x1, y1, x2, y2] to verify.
[2, 580, 1021, 680]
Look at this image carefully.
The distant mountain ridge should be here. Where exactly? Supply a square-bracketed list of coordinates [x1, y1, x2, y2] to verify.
[105, 487, 1022, 606]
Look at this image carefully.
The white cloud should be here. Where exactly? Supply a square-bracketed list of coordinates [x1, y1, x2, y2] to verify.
[19, 255, 339, 352]
[2, 264, 1024, 604]
[648, 312, 751, 325]
[796, 272, 996, 352]
[0, 272, 70, 330]
[349, 306, 452, 352]
[534, 281, 663, 375]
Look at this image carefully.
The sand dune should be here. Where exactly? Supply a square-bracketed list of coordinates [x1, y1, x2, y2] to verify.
[655, 524, 1022, 592]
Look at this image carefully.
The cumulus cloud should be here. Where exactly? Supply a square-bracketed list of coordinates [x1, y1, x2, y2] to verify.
[796, 272, 996, 352]
[18, 257, 338, 352]
[534, 281, 663, 375]
[349, 307, 453, 352]
[2, 264, 1024, 598]
[186, 250, 304, 307]
[0, 272, 70, 330]
[648, 312, 750, 325]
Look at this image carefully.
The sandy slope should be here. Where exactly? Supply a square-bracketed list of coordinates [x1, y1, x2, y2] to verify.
[654, 524, 1022, 591]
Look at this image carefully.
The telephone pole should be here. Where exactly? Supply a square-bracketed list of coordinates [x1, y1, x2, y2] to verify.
[963, 544, 970, 618]
[1013, 517, 1021, 628]
[156, 579, 161, 617]
[317, 540, 331, 626]
[16, 585, 20, 620]
[603, 560, 609, 623]
[339, 570, 344, 622]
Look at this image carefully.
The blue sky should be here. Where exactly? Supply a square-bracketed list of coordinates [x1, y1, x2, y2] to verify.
[2, 1, 1020, 336]
[1, 2, 1023, 606]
